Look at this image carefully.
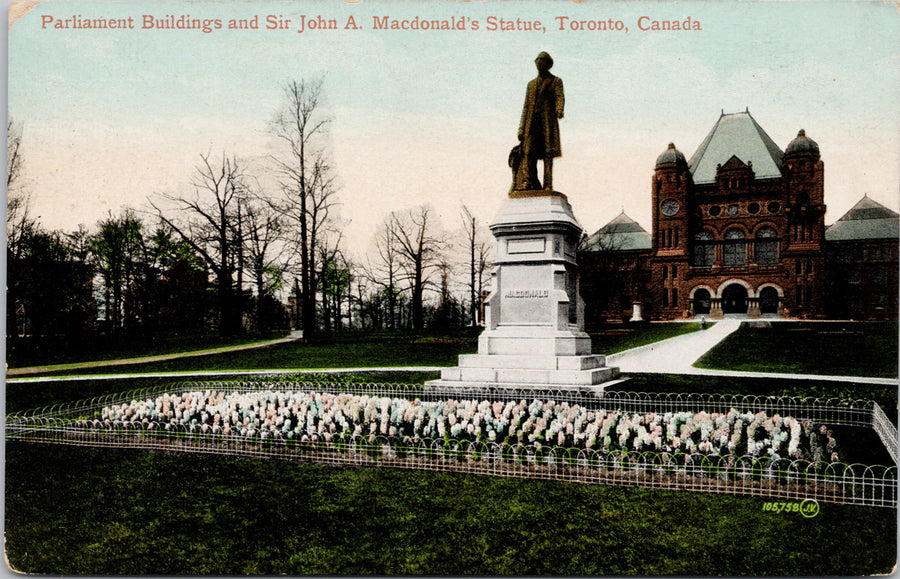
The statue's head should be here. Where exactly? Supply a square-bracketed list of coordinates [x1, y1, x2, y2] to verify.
[535, 52, 553, 72]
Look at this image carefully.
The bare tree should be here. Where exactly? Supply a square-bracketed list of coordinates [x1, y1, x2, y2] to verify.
[7, 118, 23, 189]
[7, 118, 34, 253]
[7, 118, 36, 341]
[152, 151, 246, 336]
[317, 232, 349, 333]
[389, 205, 445, 330]
[460, 205, 493, 327]
[268, 76, 340, 339]
[240, 192, 286, 333]
[363, 215, 403, 330]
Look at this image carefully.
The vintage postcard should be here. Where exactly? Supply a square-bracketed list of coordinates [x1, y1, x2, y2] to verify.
[6, 0, 899, 575]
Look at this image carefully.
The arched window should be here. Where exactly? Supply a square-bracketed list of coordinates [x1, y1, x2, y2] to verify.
[755, 227, 778, 265]
[759, 287, 779, 314]
[693, 289, 711, 315]
[693, 231, 715, 268]
[723, 229, 747, 266]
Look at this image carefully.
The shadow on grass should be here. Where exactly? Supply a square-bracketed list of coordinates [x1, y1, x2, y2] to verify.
[695, 322, 898, 378]
[5, 443, 896, 575]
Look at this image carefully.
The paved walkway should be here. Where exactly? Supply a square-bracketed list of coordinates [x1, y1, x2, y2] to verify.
[607, 319, 742, 374]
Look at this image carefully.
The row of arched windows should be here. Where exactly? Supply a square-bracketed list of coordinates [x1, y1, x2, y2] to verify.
[693, 227, 779, 268]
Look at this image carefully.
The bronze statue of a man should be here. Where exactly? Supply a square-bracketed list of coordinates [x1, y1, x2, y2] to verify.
[514, 51, 565, 191]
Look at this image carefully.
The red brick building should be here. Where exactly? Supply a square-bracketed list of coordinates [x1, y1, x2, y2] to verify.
[825, 196, 900, 320]
[580, 110, 898, 323]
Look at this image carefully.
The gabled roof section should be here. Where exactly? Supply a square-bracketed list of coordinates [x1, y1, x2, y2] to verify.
[688, 110, 784, 184]
[826, 196, 900, 241]
[719, 155, 750, 172]
[583, 213, 652, 252]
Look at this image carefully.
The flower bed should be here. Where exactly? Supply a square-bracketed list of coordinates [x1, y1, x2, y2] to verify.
[77, 389, 840, 462]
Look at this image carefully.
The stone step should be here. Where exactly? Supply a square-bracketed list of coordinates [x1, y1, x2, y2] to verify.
[444, 365, 617, 386]
[478, 335, 592, 357]
[424, 376, 630, 396]
[457, 354, 606, 371]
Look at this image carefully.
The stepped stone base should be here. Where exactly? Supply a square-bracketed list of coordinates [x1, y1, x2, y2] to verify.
[441, 354, 615, 385]
[476, 326, 593, 356]
[424, 351, 621, 396]
[423, 376, 629, 398]
[426, 191, 621, 397]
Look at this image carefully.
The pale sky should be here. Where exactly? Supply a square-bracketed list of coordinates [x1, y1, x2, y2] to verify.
[7, 0, 900, 260]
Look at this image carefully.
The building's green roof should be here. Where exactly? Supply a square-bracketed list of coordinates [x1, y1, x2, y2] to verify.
[583, 213, 652, 252]
[826, 196, 900, 241]
[688, 110, 784, 184]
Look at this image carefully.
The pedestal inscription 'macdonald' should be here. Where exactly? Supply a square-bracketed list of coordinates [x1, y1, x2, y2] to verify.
[425, 52, 619, 394]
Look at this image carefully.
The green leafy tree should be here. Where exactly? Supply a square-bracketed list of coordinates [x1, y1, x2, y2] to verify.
[90, 211, 146, 336]
[14, 230, 94, 340]
[145, 226, 209, 335]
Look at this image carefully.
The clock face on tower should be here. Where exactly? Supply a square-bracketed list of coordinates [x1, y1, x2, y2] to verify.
[660, 199, 680, 217]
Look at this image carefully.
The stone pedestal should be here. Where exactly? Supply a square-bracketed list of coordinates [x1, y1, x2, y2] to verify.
[710, 299, 725, 320]
[425, 191, 620, 395]
[630, 302, 643, 322]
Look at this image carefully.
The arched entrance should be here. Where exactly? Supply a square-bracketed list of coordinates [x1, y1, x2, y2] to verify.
[721, 283, 749, 314]
[759, 286, 780, 315]
[692, 289, 712, 315]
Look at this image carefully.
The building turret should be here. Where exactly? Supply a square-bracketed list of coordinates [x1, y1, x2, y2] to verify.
[652, 143, 691, 255]
[784, 129, 820, 159]
[783, 129, 826, 255]
[784, 129, 825, 206]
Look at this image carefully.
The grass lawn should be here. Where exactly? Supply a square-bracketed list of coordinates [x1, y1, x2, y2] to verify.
[6, 332, 290, 369]
[12, 332, 476, 377]
[695, 322, 899, 378]
[6, 443, 896, 575]
[13, 324, 704, 378]
[6, 348, 898, 575]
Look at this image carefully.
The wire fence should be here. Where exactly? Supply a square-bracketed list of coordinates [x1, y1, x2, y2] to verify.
[872, 402, 899, 465]
[8, 424, 897, 508]
[7, 382, 898, 508]
[12, 381, 885, 427]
